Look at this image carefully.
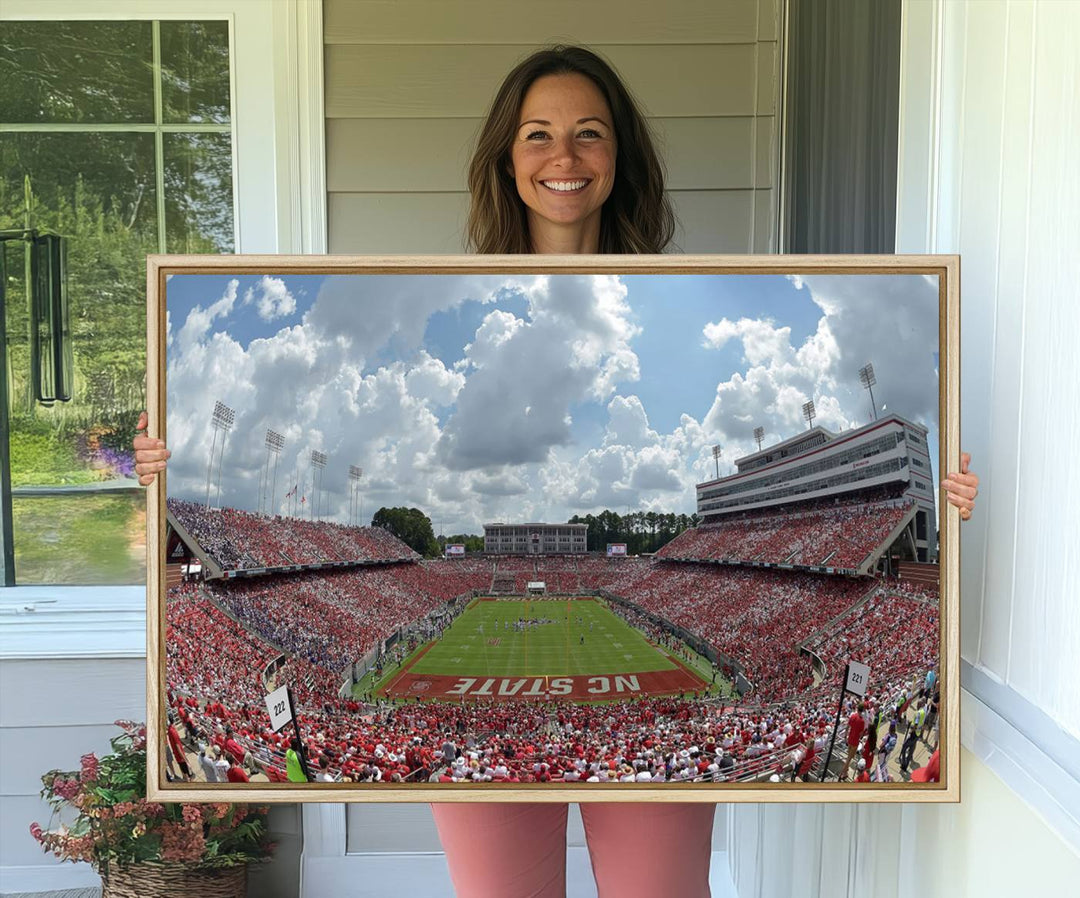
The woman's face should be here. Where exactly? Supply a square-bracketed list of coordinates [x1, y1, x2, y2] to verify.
[509, 73, 616, 247]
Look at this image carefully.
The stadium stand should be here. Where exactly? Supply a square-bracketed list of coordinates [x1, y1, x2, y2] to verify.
[168, 498, 419, 571]
[163, 489, 939, 785]
[656, 495, 913, 572]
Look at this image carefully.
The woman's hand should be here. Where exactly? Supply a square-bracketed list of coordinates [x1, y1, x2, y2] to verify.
[940, 451, 979, 521]
[133, 411, 171, 486]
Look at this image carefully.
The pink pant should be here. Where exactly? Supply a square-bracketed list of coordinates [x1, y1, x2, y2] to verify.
[431, 802, 715, 898]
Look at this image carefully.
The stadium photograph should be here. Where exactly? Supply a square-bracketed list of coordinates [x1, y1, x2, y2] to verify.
[151, 263, 950, 797]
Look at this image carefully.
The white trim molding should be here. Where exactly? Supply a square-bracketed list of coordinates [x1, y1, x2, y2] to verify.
[960, 671, 1080, 854]
[895, 0, 943, 253]
[273, 0, 328, 254]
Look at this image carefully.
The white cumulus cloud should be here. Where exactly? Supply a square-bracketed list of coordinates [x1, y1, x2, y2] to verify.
[244, 275, 297, 321]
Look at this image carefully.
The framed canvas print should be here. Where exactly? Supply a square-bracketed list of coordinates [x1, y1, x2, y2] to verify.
[145, 254, 959, 803]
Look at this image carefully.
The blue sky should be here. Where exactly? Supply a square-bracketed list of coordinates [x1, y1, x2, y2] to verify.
[164, 272, 939, 534]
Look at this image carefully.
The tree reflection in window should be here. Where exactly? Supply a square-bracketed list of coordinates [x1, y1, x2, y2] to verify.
[0, 20, 234, 584]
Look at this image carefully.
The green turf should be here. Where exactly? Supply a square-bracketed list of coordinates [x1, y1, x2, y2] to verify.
[407, 596, 678, 678]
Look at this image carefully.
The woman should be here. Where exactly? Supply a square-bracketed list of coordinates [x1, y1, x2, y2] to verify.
[465, 46, 672, 255]
[135, 44, 979, 898]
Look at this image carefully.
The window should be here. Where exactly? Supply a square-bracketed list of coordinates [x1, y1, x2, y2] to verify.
[1, 19, 234, 585]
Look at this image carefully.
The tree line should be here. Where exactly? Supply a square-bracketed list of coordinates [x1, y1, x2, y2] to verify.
[568, 510, 700, 554]
[371, 506, 698, 558]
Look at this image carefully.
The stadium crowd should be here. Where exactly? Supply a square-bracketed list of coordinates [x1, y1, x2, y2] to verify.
[804, 580, 940, 696]
[657, 496, 913, 571]
[163, 492, 940, 786]
[168, 498, 419, 570]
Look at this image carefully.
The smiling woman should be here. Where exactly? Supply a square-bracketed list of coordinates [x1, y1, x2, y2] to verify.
[466, 45, 674, 255]
[509, 73, 617, 253]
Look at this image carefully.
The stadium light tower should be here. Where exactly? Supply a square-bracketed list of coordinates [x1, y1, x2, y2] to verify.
[260, 429, 285, 515]
[712, 444, 722, 479]
[753, 426, 765, 452]
[349, 465, 363, 526]
[205, 400, 235, 508]
[802, 399, 816, 431]
[310, 449, 327, 521]
[859, 362, 878, 421]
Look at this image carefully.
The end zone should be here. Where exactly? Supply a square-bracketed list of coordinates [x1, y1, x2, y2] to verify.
[381, 660, 707, 702]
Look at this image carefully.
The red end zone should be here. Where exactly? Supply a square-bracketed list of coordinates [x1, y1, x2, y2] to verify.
[381, 647, 708, 702]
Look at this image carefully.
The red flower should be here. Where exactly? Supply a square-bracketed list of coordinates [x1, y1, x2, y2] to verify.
[29, 822, 43, 842]
[80, 753, 100, 782]
[137, 799, 165, 817]
[52, 777, 80, 801]
[181, 805, 202, 825]
[160, 821, 206, 863]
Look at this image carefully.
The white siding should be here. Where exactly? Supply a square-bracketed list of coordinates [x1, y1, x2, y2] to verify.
[324, 0, 782, 254]
[0, 657, 146, 875]
[912, 0, 1080, 731]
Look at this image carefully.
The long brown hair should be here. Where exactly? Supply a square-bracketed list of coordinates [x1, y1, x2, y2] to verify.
[466, 46, 675, 254]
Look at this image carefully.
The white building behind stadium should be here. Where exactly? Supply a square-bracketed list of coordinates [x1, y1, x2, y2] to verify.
[697, 414, 937, 562]
[483, 522, 588, 555]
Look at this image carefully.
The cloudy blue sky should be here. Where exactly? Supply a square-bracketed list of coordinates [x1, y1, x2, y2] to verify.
[164, 272, 940, 535]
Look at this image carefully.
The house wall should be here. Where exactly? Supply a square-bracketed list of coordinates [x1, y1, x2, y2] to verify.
[323, 0, 782, 253]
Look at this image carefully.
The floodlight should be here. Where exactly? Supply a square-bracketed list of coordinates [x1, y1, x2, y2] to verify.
[859, 362, 878, 421]
[259, 429, 286, 515]
[265, 429, 285, 452]
[205, 400, 236, 508]
[348, 465, 364, 525]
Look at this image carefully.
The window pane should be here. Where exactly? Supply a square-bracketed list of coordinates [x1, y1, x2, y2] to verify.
[160, 21, 232, 125]
[164, 133, 235, 253]
[0, 22, 154, 124]
[2, 132, 155, 585]
[1, 132, 157, 414]
[12, 493, 145, 585]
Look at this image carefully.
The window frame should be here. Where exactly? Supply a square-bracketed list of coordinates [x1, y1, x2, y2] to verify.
[0, 0, 325, 641]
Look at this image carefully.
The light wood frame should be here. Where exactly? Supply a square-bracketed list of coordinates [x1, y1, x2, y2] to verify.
[146, 253, 960, 803]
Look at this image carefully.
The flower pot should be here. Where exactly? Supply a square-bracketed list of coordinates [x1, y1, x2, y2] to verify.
[101, 861, 247, 898]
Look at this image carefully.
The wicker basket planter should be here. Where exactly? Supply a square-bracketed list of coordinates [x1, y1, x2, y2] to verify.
[32, 723, 272, 895]
[101, 862, 247, 898]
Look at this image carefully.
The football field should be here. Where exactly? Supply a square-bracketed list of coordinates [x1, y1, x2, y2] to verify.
[379, 597, 710, 701]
